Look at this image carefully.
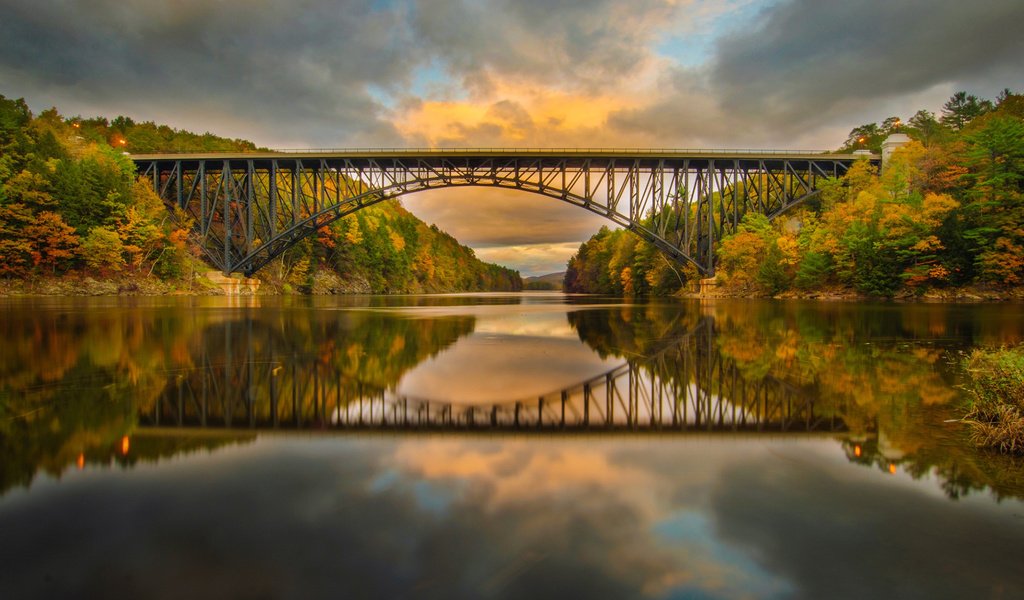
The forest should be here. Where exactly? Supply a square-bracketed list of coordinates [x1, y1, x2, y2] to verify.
[0, 96, 521, 294]
[564, 90, 1024, 298]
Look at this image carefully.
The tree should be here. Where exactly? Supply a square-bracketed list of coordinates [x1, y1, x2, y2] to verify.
[843, 123, 883, 152]
[24, 211, 79, 273]
[941, 91, 993, 131]
[881, 116, 903, 134]
[81, 227, 125, 274]
[960, 114, 1024, 284]
[0, 201, 35, 276]
[794, 251, 832, 289]
[906, 110, 948, 147]
[757, 241, 789, 294]
[718, 214, 774, 292]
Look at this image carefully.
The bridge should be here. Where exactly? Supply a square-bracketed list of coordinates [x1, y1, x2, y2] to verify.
[132, 148, 878, 276]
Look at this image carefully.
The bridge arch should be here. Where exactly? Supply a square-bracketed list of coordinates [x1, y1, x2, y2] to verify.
[133, 150, 875, 276]
[241, 180, 692, 277]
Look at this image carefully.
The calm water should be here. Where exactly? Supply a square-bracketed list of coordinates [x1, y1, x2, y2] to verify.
[1, 294, 1023, 599]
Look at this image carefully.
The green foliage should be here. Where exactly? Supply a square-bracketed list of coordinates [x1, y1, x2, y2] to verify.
[757, 240, 789, 294]
[0, 97, 221, 285]
[841, 119, 904, 153]
[941, 91, 993, 131]
[794, 251, 831, 289]
[264, 199, 522, 294]
[906, 109, 950, 147]
[81, 227, 125, 273]
[73, 115, 261, 153]
[564, 223, 688, 296]
[963, 345, 1024, 455]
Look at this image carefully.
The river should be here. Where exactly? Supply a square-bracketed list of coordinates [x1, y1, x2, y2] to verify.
[1, 294, 1023, 598]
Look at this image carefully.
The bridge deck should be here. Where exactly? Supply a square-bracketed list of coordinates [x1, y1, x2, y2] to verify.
[131, 148, 876, 162]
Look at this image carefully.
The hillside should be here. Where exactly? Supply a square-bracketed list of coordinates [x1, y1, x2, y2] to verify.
[268, 199, 522, 294]
[565, 89, 1024, 298]
[523, 272, 565, 290]
[0, 95, 521, 294]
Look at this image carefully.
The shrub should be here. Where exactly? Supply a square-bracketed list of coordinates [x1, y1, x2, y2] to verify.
[963, 346, 1024, 454]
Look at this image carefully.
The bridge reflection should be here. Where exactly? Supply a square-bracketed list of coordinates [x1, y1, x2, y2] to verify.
[143, 317, 844, 433]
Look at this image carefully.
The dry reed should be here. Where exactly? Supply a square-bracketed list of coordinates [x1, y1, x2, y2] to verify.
[963, 345, 1024, 455]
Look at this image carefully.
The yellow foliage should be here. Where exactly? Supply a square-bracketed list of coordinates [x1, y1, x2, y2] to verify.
[910, 235, 943, 253]
[718, 230, 766, 288]
[776, 233, 800, 267]
[921, 192, 959, 228]
[343, 217, 363, 245]
[844, 160, 879, 198]
[979, 238, 1024, 285]
[881, 141, 926, 199]
[620, 267, 634, 296]
[388, 228, 406, 252]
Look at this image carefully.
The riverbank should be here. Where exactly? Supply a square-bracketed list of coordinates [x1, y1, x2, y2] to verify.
[685, 281, 1024, 302]
[6, 272, 1024, 302]
[0, 267, 520, 297]
[0, 274, 223, 296]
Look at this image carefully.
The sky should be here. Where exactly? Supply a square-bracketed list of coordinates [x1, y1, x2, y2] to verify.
[1, 0, 1022, 275]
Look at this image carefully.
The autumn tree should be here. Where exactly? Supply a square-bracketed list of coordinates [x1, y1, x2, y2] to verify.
[81, 227, 125, 274]
[24, 211, 79, 273]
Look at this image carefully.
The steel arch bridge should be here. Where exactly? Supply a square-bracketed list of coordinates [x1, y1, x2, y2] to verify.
[132, 149, 877, 276]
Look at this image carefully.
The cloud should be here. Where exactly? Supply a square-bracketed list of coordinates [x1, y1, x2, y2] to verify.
[611, 0, 1024, 148]
[401, 187, 605, 274]
[709, 0, 1024, 132]
[474, 243, 582, 276]
[0, 0, 414, 145]
[404, 187, 606, 246]
[408, 0, 680, 94]
[392, 88, 650, 147]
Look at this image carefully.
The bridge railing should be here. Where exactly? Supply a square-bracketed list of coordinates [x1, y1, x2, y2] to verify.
[264, 147, 841, 155]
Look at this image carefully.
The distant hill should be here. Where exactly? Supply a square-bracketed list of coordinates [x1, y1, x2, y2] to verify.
[523, 272, 565, 290]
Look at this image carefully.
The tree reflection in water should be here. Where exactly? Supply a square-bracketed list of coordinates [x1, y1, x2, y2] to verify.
[1, 296, 1022, 500]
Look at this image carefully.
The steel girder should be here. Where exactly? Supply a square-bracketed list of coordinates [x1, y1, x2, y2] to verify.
[133, 152, 872, 276]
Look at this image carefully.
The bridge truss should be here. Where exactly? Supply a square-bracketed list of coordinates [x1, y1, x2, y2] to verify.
[133, 150, 874, 276]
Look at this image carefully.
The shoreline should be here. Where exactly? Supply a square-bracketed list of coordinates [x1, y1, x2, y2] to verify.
[681, 283, 1024, 303]
[3, 274, 1024, 302]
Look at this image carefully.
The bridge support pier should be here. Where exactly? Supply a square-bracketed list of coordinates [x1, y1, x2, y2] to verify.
[699, 276, 719, 296]
[205, 271, 261, 295]
[881, 134, 911, 170]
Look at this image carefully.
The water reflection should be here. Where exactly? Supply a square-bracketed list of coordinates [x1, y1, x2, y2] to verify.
[147, 314, 841, 434]
[2, 296, 1024, 501]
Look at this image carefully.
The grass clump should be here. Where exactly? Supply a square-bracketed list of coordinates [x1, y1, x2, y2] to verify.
[963, 345, 1024, 455]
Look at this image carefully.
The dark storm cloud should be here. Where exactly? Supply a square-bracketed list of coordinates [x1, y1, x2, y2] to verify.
[0, 0, 414, 145]
[610, 0, 1024, 145]
[711, 0, 1024, 125]
[409, 0, 676, 93]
